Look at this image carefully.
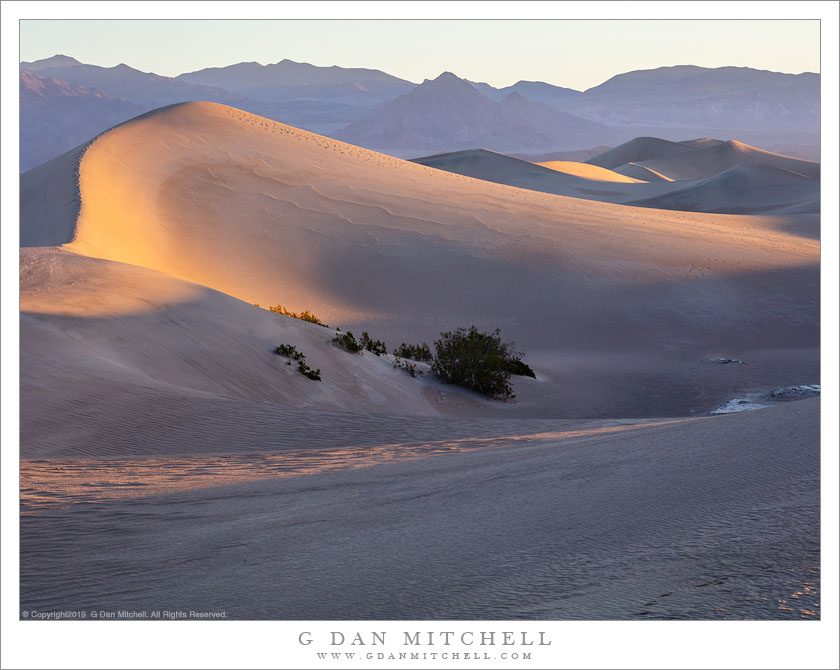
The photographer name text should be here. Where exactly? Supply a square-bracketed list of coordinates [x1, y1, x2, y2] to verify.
[299, 631, 551, 647]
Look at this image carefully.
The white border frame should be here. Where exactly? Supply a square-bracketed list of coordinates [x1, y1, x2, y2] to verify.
[3, 3, 838, 669]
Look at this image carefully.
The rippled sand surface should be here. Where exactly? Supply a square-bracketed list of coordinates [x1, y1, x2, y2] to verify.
[20, 399, 818, 620]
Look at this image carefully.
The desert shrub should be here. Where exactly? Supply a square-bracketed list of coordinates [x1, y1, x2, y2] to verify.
[297, 310, 327, 326]
[297, 361, 322, 381]
[431, 327, 526, 400]
[393, 356, 423, 378]
[393, 342, 433, 362]
[268, 304, 329, 327]
[505, 358, 536, 378]
[275, 343, 304, 361]
[360, 331, 388, 356]
[332, 330, 363, 353]
[274, 343, 321, 381]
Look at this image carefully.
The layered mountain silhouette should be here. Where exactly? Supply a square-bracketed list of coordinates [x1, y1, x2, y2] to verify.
[560, 65, 819, 132]
[20, 71, 144, 171]
[332, 72, 615, 155]
[19, 56, 821, 171]
[177, 59, 415, 104]
[470, 79, 581, 106]
[21, 54, 246, 107]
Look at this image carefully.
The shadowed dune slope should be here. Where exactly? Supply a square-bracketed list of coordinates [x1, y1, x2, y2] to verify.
[588, 137, 820, 182]
[612, 163, 673, 182]
[627, 164, 820, 215]
[586, 137, 700, 169]
[20, 102, 819, 420]
[631, 140, 820, 181]
[19, 143, 89, 246]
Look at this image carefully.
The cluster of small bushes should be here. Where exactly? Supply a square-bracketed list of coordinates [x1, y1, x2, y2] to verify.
[331, 330, 388, 355]
[332, 330, 364, 353]
[270, 305, 533, 399]
[331, 324, 533, 400]
[261, 303, 329, 328]
[274, 343, 321, 381]
[393, 342, 433, 362]
[360, 332, 387, 356]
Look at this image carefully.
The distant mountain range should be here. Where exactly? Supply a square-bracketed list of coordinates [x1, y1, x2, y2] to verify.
[177, 59, 415, 105]
[333, 72, 619, 155]
[22, 54, 246, 108]
[20, 71, 145, 170]
[469, 79, 580, 106]
[19, 55, 820, 171]
[562, 65, 819, 131]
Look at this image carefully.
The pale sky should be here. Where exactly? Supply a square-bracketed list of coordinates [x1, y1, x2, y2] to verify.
[19, 19, 820, 91]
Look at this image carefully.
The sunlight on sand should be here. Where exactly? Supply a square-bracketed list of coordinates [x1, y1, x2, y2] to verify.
[536, 160, 643, 183]
[20, 417, 698, 513]
[20, 247, 206, 317]
[776, 569, 820, 619]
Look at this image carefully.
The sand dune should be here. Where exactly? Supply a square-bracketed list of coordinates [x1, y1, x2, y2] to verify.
[588, 136, 820, 182]
[679, 138, 726, 149]
[21, 246, 506, 457]
[19, 142, 88, 246]
[411, 146, 814, 214]
[20, 101, 819, 430]
[411, 148, 688, 202]
[612, 163, 673, 182]
[536, 160, 643, 183]
[627, 164, 820, 214]
[627, 139, 821, 181]
[512, 145, 612, 163]
[586, 137, 699, 170]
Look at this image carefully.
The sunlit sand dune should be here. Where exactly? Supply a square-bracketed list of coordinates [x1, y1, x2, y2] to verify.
[536, 160, 643, 182]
